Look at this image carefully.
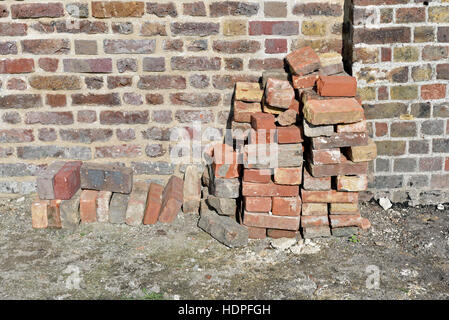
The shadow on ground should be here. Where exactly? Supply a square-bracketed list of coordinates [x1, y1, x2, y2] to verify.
[0, 194, 448, 300]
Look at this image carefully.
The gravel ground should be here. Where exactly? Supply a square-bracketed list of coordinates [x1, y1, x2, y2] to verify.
[0, 194, 448, 300]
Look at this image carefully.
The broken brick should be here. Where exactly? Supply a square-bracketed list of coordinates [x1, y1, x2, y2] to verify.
[286, 46, 321, 76]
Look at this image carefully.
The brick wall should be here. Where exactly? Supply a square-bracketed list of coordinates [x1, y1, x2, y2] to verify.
[351, 0, 449, 204]
[0, 0, 345, 194]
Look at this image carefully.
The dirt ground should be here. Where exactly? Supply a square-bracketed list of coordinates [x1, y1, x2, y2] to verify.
[0, 194, 448, 300]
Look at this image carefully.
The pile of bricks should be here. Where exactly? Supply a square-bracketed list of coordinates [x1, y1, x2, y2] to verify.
[31, 161, 184, 229]
[225, 46, 375, 241]
[198, 144, 249, 247]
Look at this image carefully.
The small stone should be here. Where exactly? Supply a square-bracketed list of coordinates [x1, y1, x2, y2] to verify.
[270, 238, 297, 250]
[437, 204, 444, 210]
[379, 197, 392, 210]
[277, 109, 298, 126]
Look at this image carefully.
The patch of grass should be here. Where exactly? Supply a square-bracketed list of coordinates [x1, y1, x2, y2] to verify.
[348, 235, 359, 243]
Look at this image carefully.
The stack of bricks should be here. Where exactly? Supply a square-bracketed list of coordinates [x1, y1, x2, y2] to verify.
[234, 69, 304, 240]
[31, 161, 184, 229]
[291, 47, 375, 238]
[227, 46, 375, 241]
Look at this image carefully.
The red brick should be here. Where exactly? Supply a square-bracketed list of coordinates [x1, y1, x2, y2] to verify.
[251, 112, 276, 130]
[243, 211, 300, 231]
[159, 176, 183, 223]
[303, 167, 331, 190]
[303, 98, 364, 125]
[288, 99, 300, 114]
[267, 229, 300, 239]
[277, 126, 304, 144]
[445, 157, 449, 171]
[329, 214, 362, 228]
[242, 181, 299, 197]
[0, 58, 34, 74]
[301, 215, 329, 227]
[31, 199, 49, 229]
[265, 78, 294, 109]
[375, 122, 388, 137]
[53, 161, 82, 200]
[286, 46, 321, 76]
[302, 203, 328, 216]
[247, 226, 267, 239]
[317, 75, 357, 97]
[233, 100, 262, 123]
[274, 167, 302, 185]
[272, 196, 301, 216]
[80, 190, 99, 223]
[46, 94, 66, 107]
[310, 148, 343, 165]
[11, 3, 64, 18]
[421, 84, 446, 100]
[244, 197, 271, 212]
[307, 158, 368, 178]
[265, 39, 287, 54]
[243, 169, 272, 183]
[143, 183, 164, 225]
[292, 73, 319, 89]
[38, 58, 58, 72]
[301, 189, 358, 203]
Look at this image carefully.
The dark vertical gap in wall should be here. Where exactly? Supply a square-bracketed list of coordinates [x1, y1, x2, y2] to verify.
[342, 0, 353, 76]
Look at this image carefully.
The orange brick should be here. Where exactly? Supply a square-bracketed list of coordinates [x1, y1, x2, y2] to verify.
[80, 190, 98, 223]
[159, 176, 184, 223]
[276, 125, 303, 144]
[242, 181, 299, 197]
[243, 169, 272, 183]
[292, 73, 319, 89]
[243, 211, 300, 231]
[286, 47, 321, 76]
[143, 183, 163, 225]
[244, 197, 271, 212]
[31, 198, 49, 229]
[317, 75, 357, 97]
[251, 112, 276, 130]
[274, 167, 302, 185]
[272, 196, 301, 216]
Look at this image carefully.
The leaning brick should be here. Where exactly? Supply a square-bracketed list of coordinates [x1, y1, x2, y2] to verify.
[53, 161, 83, 200]
[96, 191, 112, 223]
[80, 163, 133, 194]
[143, 183, 164, 225]
[206, 195, 237, 216]
[31, 198, 49, 229]
[109, 192, 129, 224]
[126, 181, 149, 226]
[47, 200, 62, 229]
[36, 161, 66, 200]
[60, 190, 81, 229]
[159, 176, 184, 223]
[183, 165, 201, 214]
[80, 190, 98, 223]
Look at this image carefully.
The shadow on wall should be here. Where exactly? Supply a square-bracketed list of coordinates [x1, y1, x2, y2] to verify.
[342, 0, 353, 76]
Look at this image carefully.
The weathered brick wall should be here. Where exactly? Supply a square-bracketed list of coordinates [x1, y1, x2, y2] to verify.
[0, 0, 345, 194]
[351, 0, 449, 203]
